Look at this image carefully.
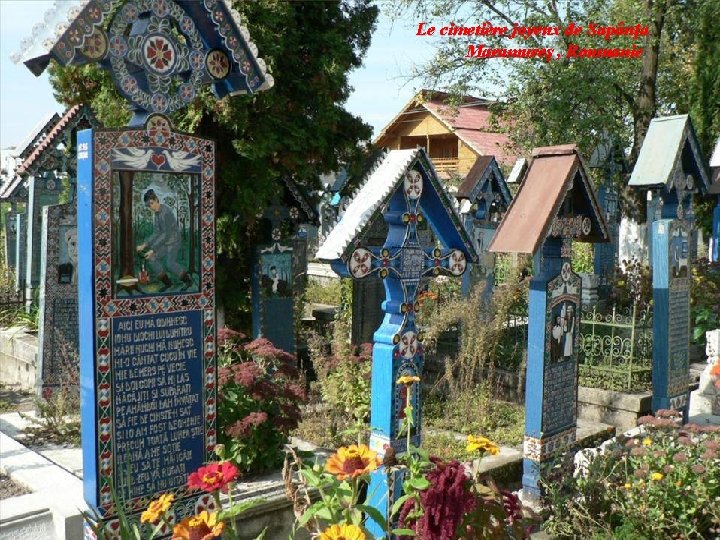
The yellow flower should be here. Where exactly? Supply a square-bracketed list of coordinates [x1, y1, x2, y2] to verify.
[140, 493, 174, 524]
[172, 511, 224, 540]
[642, 437, 652, 447]
[651, 472, 664, 481]
[624, 483, 632, 489]
[325, 444, 381, 480]
[396, 375, 420, 386]
[319, 523, 366, 540]
[466, 435, 500, 455]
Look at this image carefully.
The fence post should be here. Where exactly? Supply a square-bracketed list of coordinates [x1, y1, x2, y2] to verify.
[628, 301, 637, 390]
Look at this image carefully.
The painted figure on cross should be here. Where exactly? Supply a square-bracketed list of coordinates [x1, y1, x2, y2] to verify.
[136, 189, 193, 293]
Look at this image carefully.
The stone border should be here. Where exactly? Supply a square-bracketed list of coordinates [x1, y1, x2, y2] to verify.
[0, 423, 86, 539]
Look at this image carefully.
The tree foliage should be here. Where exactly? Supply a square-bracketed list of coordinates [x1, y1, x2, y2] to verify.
[397, 0, 719, 222]
[49, 0, 378, 327]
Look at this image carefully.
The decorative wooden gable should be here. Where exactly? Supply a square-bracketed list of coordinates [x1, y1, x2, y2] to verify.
[456, 155, 512, 224]
[15, 0, 273, 123]
[16, 104, 100, 178]
[316, 148, 477, 269]
[0, 105, 100, 202]
[12, 112, 61, 163]
[489, 144, 609, 256]
[629, 115, 710, 195]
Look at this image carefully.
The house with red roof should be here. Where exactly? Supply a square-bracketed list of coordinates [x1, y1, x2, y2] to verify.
[374, 90, 517, 180]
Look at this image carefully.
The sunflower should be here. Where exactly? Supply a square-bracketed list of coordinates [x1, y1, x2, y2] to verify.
[319, 523, 366, 540]
[171, 511, 224, 540]
[140, 493, 174, 523]
[325, 444, 381, 480]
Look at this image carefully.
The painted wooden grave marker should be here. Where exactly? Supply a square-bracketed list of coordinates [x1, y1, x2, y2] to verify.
[252, 177, 317, 353]
[629, 115, 710, 417]
[317, 148, 477, 534]
[15, 105, 100, 307]
[37, 203, 80, 398]
[628, 115, 710, 266]
[4, 213, 18, 272]
[588, 137, 626, 298]
[455, 155, 512, 299]
[17, 0, 273, 536]
[651, 219, 692, 414]
[709, 139, 719, 263]
[77, 117, 218, 530]
[489, 144, 609, 501]
[0, 111, 60, 277]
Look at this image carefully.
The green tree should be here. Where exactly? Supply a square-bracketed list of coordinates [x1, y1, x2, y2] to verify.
[49, 0, 378, 328]
[398, 0, 719, 220]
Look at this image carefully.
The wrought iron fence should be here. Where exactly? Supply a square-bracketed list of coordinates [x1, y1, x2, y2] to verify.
[578, 303, 653, 392]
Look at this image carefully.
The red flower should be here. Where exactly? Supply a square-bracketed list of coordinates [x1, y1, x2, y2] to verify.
[188, 461, 239, 493]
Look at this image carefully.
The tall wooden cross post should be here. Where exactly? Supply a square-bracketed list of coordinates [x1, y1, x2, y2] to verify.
[15, 1, 274, 536]
[490, 145, 610, 504]
[629, 115, 710, 417]
[318, 149, 476, 537]
[252, 178, 317, 353]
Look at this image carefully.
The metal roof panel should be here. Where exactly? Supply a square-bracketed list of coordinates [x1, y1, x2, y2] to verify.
[629, 115, 690, 187]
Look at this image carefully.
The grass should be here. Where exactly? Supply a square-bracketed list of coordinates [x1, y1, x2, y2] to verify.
[421, 432, 469, 462]
[294, 389, 525, 463]
[423, 389, 525, 448]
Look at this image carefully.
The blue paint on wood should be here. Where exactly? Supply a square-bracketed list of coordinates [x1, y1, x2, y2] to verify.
[320, 150, 476, 537]
[651, 219, 691, 416]
[522, 239, 581, 498]
[77, 128, 97, 507]
[77, 122, 218, 524]
[711, 201, 720, 263]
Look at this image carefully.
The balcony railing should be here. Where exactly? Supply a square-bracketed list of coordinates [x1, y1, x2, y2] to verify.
[431, 157, 459, 173]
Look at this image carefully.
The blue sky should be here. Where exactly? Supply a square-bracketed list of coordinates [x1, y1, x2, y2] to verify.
[0, 1, 435, 150]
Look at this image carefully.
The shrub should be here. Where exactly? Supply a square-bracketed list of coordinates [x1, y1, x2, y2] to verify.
[691, 259, 720, 348]
[543, 411, 720, 539]
[303, 311, 372, 446]
[610, 258, 652, 311]
[217, 330, 306, 474]
[421, 264, 529, 396]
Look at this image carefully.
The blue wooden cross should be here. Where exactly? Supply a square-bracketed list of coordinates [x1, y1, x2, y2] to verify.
[318, 148, 476, 537]
[343, 166, 470, 449]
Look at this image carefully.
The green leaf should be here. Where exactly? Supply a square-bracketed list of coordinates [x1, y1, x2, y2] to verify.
[218, 498, 266, 520]
[392, 528, 417, 536]
[357, 504, 388, 529]
[297, 501, 326, 527]
[300, 468, 321, 486]
[315, 507, 335, 521]
[390, 493, 413, 516]
[406, 477, 430, 490]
